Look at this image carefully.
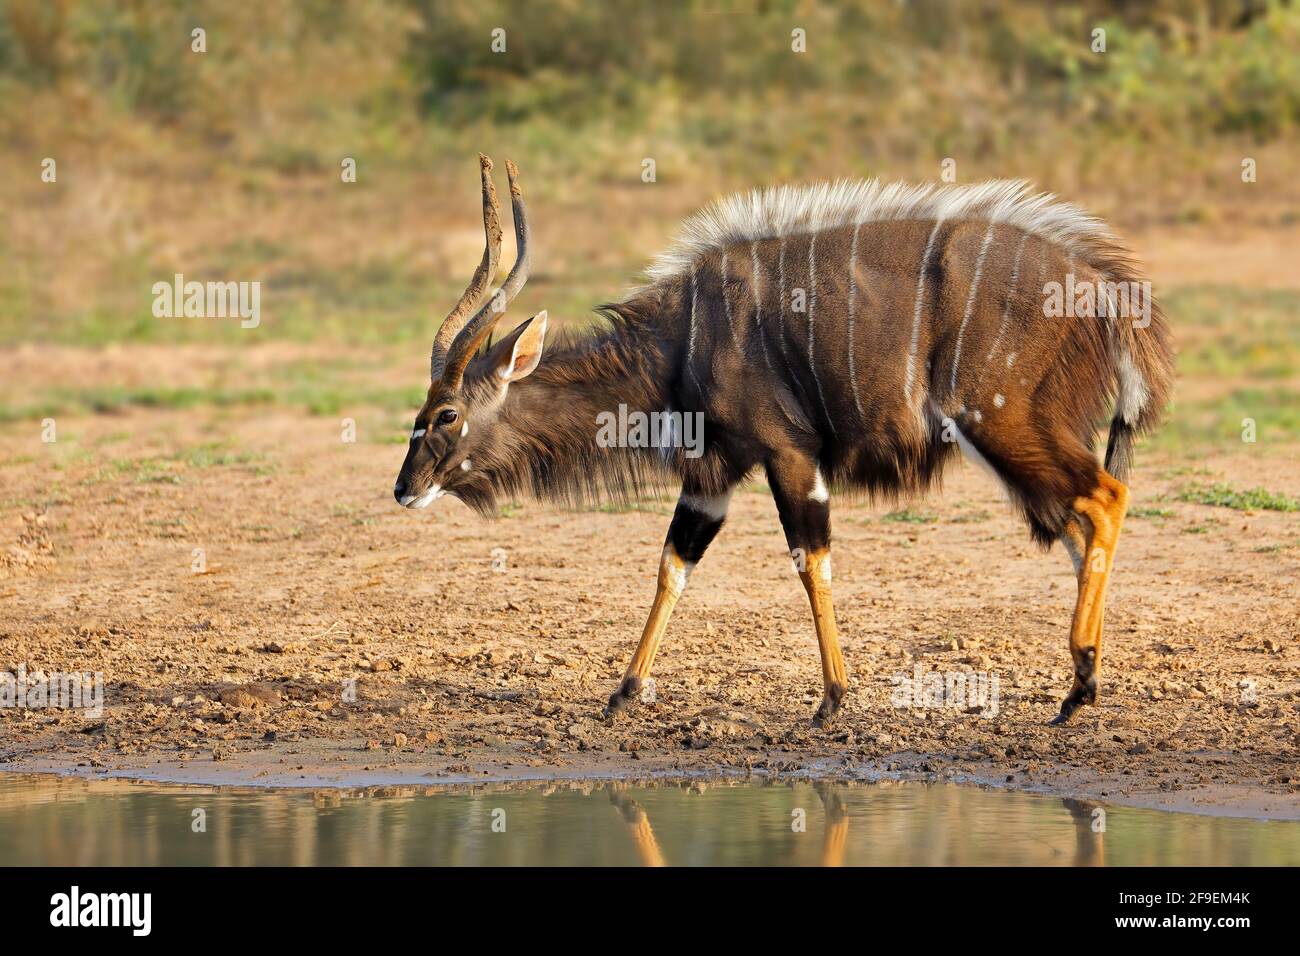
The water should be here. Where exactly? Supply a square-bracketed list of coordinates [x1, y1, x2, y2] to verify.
[0, 774, 1296, 866]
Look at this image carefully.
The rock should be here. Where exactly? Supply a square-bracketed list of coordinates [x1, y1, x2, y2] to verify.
[261, 641, 298, 654]
[393, 733, 408, 748]
[218, 683, 282, 708]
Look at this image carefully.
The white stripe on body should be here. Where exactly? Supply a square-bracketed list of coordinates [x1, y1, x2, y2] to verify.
[846, 222, 865, 419]
[807, 233, 837, 437]
[982, 231, 1030, 372]
[750, 242, 775, 371]
[720, 250, 741, 350]
[903, 219, 945, 407]
[686, 266, 705, 395]
[949, 222, 997, 394]
[777, 237, 788, 358]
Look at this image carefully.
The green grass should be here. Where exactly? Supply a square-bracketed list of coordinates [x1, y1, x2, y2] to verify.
[1129, 506, 1177, 519]
[588, 500, 674, 516]
[1137, 285, 1300, 449]
[1164, 286, 1300, 381]
[0, 383, 424, 423]
[1252, 541, 1297, 554]
[76, 442, 273, 487]
[881, 509, 939, 524]
[1153, 386, 1300, 449]
[1176, 483, 1300, 512]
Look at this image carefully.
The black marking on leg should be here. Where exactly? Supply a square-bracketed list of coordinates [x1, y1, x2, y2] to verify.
[668, 510, 725, 564]
[1075, 647, 1096, 684]
[604, 676, 644, 718]
[812, 681, 847, 729]
[1051, 655, 1098, 726]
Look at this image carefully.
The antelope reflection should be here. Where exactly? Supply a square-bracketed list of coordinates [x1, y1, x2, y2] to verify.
[609, 781, 849, 867]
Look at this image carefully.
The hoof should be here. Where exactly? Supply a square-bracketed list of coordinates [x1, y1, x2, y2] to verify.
[603, 676, 643, 718]
[1051, 673, 1098, 726]
[812, 683, 847, 730]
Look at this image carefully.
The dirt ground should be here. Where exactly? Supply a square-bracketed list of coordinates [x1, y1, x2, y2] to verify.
[1, 370, 1297, 818]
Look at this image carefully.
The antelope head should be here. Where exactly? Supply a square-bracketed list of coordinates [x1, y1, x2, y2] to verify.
[393, 155, 548, 511]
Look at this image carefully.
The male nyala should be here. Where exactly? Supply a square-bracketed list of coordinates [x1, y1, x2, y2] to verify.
[394, 156, 1172, 727]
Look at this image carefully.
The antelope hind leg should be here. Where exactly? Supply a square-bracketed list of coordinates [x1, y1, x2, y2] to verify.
[1052, 470, 1128, 725]
[766, 453, 849, 729]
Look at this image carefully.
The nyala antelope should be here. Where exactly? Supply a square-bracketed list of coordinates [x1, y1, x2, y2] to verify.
[395, 156, 1172, 728]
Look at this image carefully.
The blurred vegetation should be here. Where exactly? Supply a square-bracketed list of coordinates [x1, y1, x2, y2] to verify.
[3, 1, 1297, 170]
[0, 0, 1297, 383]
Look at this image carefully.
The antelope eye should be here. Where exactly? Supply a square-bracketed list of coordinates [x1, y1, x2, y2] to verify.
[437, 409, 459, 426]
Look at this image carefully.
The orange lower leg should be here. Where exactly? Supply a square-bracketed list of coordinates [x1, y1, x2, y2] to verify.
[605, 544, 690, 715]
[1053, 470, 1128, 725]
[799, 548, 849, 727]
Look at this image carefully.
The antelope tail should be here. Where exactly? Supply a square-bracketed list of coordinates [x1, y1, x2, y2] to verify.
[1104, 286, 1174, 483]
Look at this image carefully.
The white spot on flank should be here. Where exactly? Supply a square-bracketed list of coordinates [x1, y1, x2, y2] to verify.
[460, 459, 472, 471]
[410, 428, 426, 440]
[1006, 351, 1016, 367]
[680, 488, 733, 522]
[808, 469, 830, 503]
[993, 393, 1005, 408]
[972, 409, 983, 422]
[460, 421, 469, 437]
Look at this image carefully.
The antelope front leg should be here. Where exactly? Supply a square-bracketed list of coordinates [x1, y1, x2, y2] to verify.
[767, 452, 849, 729]
[604, 486, 732, 717]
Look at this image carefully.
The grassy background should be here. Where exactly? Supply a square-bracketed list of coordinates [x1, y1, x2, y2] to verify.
[0, 0, 1298, 449]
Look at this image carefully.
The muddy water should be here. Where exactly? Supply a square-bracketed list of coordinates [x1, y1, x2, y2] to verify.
[0, 774, 1296, 866]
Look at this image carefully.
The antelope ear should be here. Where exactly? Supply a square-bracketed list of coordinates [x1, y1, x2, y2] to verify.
[489, 311, 548, 383]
